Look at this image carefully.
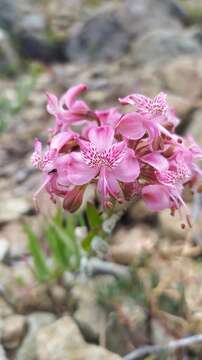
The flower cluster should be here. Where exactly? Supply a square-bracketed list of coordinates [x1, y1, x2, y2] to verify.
[32, 84, 202, 227]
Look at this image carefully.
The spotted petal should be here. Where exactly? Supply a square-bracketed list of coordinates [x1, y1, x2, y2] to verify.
[88, 125, 114, 152]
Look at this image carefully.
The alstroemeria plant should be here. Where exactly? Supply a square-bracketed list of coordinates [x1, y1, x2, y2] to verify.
[32, 84, 202, 228]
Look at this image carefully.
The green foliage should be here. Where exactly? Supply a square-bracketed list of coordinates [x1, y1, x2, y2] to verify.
[0, 64, 39, 132]
[24, 224, 51, 281]
[25, 210, 84, 282]
[25, 206, 109, 282]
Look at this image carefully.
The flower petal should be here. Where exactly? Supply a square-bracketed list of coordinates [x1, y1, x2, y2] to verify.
[56, 154, 72, 186]
[141, 152, 169, 172]
[50, 132, 77, 152]
[117, 113, 146, 140]
[67, 152, 99, 185]
[88, 125, 114, 152]
[46, 92, 58, 115]
[97, 167, 122, 204]
[142, 184, 170, 211]
[112, 149, 140, 182]
[63, 84, 87, 109]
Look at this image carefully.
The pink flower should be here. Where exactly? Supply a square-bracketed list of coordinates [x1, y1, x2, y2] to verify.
[32, 85, 202, 223]
[119, 92, 168, 118]
[66, 125, 140, 205]
[118, 92, 174, 143]
[46, 84, 91, 134]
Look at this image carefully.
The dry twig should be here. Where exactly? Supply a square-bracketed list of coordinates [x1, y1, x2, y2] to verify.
[123, 334, 202, 360]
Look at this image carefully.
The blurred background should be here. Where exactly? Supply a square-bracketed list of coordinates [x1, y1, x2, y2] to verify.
[1, 0, 202, 359]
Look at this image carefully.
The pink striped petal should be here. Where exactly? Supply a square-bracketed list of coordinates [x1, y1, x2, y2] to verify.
[117, 113, 146, 140]
[142, 185, 170, 211]
[50, 132, 77, 152]
[67, 152, 99, 185]
[88, 125, 114, 152]
[112, 149, 140, 182]
[141, 152, 169, 172]
[63, 84, 87, 109]
[97, 167, 122, 203]
[46, 92, 58, 115]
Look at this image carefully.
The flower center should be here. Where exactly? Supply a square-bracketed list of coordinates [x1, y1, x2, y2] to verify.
[81, 144, 126, 169]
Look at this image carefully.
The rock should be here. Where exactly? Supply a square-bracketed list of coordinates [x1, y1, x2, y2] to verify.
[16, 312, 56, 360]
[69, 345, 122, 360]
[167, 93, 194, 120]
[66, 11, 129, 62]
[0, 345, 8, 360]
[159, 209, 186, 240]
[0, 0, 18, 31]
[72, 283, 105, 341]
[110, 225, 158, 265]
[0, 297, 13, 318]
[186, 109, 202, 148]
[0, 197, 31, 224]
[0, 264, 53, 313]
[151, 318, 174, 345]
[0, 239, 9, 261]
[161, 56, 202, 99]
[132, 29, 202, 66]
[123, 0, 183, 37]
[0, 28, 19, 73]
[36, 315, 121, 360]
[106, 300, 148, 355]
[1, 314, 27, 350]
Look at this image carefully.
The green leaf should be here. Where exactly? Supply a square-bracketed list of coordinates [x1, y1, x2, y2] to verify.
[82, 231, 96, 252]
[24, 224, 50, 281]
[51, 221, 80, 269]
[86, 202, 102, 229]
[46, 226, 69, 271]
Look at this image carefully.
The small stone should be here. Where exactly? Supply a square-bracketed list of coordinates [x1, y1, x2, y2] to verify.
[0, 264, 53, 313]
[2, 315, 27, 350]
[66, 11, 129, 62]
[49, 285, 68, 310]
[0, 345, 8, 360]
[161, 56, 202, 99]
[73, 283, 105, 340]
[110, 225, 158, 265]
[132, 29, 202, 66]
[0, 239, 9, 261]
[16, 312, 56, 360]
[0, 197, 31, 224]
[36, 315, 121, 360]
[186, 109, 202, 149]
[0, 297, 13, 318]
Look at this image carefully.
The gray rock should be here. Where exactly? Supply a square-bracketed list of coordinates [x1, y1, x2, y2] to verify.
[0, 239, 9, 262]
[73, 283, 105, 341]
[66, 11, 129, 62]
[0, 297, 13, 318]
[0, 345, 8, 360]
[132, 29, 202, 66]
[0, 28, 19, 73]
[0, 0, 18, 31]
[122, 0, 183, 37]
[1, 314, 27, 350]
[0, 264, 53, 313]
[187, 109, 202, 148]
[106, 301, 148, 356]
[16, 312, 56, 360]
[36, 315, 121, 360]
